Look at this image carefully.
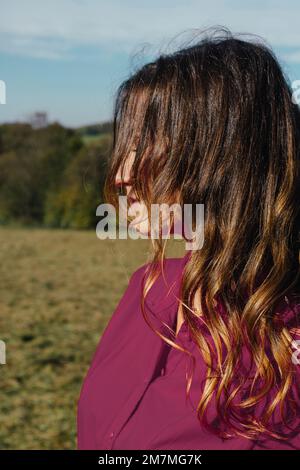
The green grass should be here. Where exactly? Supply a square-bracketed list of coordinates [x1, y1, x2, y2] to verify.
[81, 133, 111, 146]
[0, 227, 183, 449]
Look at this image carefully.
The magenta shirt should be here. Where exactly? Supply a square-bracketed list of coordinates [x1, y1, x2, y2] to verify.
[77, 254, 300, 450]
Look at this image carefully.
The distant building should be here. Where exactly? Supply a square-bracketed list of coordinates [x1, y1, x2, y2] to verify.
[30, 112, 48, 129]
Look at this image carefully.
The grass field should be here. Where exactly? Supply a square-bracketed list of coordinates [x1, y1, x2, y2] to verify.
[0, 227, 183, 449]
[81, 132, 111, 146]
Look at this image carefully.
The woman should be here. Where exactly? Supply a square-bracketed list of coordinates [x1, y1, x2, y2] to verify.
[77, 28, 300, 450]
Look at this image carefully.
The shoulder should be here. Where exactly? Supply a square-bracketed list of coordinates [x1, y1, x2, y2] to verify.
[129, 255, 187, 287]
[127, 255, 189, 310]
[130, 251, 190, 280]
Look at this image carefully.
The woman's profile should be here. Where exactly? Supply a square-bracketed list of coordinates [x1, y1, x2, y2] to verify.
[77, 27, 300, 450]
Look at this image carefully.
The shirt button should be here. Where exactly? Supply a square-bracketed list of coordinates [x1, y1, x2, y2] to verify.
[109, 432, 114, 439]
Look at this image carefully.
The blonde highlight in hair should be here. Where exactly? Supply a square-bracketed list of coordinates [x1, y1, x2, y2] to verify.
[105, 27, 300, 440]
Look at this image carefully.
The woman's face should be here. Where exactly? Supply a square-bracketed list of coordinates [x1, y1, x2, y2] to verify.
[115, 149, 135, 200]
[115, 149, 150, 236]
[115, 147, 183, 239]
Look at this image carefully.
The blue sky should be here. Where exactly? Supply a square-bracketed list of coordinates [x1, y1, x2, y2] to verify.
[1, 0, 300, 127]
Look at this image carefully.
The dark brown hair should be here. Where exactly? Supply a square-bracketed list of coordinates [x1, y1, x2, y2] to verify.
[105, 27, 300, 440]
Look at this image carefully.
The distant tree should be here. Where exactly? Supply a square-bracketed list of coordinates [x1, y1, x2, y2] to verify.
[77, 121, 113, 137]
[0, 150, 34, 223]
[44, 136, 111, 228]
[0, 123, 85, 225]
[0, 123, 32, 153]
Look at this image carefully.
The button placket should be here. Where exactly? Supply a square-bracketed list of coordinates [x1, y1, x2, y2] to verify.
[106, 378, 154, 449]
[104, 334, 166, 450]
[104, 267, 187, 450]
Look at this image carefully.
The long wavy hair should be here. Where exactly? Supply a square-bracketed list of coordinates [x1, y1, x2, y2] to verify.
[104, 27, 300, 440]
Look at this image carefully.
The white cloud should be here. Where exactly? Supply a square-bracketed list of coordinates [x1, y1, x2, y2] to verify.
[1, 0, 300, 60]
[0, 34, 73, 60]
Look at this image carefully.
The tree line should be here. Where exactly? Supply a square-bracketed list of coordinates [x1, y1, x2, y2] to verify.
[0, 122, 112, 228]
